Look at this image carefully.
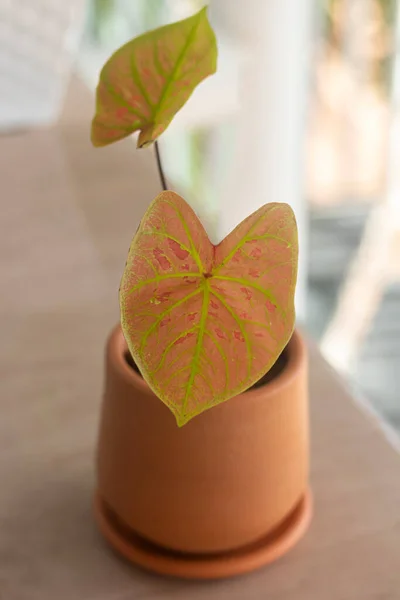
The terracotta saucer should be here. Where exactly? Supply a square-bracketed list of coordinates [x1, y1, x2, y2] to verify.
[94, 489, 312, 580]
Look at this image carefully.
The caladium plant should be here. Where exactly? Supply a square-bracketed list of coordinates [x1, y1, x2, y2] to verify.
[120, 191, 298, 426]
[91, 7, 299, 426]
[91, 7, 217, 148]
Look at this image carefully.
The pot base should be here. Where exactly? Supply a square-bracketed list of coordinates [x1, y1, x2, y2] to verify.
[94, 489, 312, 580]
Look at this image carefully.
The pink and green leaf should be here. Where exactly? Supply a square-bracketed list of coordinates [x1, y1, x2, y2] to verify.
[120, 191, 298, 426]
[91, 7, 217, 148]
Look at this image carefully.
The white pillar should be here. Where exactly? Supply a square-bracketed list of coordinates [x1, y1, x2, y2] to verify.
[385, 0, 400, 226]
[209, 0, 313, 321]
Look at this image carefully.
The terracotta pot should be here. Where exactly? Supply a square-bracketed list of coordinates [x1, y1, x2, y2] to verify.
[95, 325, 311, 579]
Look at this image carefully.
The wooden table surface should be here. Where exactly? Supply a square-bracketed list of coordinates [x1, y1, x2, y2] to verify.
[1, 78, 400, 600]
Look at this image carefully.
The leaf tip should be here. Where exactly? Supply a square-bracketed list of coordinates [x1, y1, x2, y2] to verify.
[136, 138, 153, 150]
[175, 412, 191, 427]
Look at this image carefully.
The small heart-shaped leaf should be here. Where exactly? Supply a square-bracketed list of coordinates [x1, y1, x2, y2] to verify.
[120, 192, 298, 426]
[91, 7, 217, 148]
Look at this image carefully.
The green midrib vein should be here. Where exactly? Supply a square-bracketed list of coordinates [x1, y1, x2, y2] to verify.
[182, 280, 210, 412]
[152, 12, 203, 122]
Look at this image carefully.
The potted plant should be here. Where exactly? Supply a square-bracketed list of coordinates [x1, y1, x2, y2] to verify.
[91, 7, 311, 580]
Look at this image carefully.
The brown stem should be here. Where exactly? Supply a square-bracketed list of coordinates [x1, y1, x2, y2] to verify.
[154, 140, 167, 191]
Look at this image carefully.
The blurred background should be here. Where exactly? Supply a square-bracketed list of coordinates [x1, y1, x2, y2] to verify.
[1, 0, 399, 431]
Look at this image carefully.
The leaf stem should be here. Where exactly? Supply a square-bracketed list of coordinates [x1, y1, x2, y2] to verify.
[154, 140, 168, 191]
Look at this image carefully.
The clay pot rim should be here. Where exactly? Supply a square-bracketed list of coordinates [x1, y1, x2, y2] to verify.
[107, 325, 306, 401]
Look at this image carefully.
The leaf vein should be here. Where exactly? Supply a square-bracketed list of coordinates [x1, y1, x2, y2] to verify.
[182, 282, 209, 412]
[127, 272, 201, 295]
[130, 51, 154, 109]
[209, 289, 252, 378]
[212, 276, 286, 320]
[154, 11, 204, 121]
[101, 80, 147, 120]
[160, 198, 204, 271]
[139, 287, 202, 355]
[214, 205, 282, 273]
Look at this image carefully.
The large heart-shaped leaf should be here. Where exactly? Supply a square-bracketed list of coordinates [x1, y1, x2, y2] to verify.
[91, 7, 217, 148]
[120, 192, 298, 426]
